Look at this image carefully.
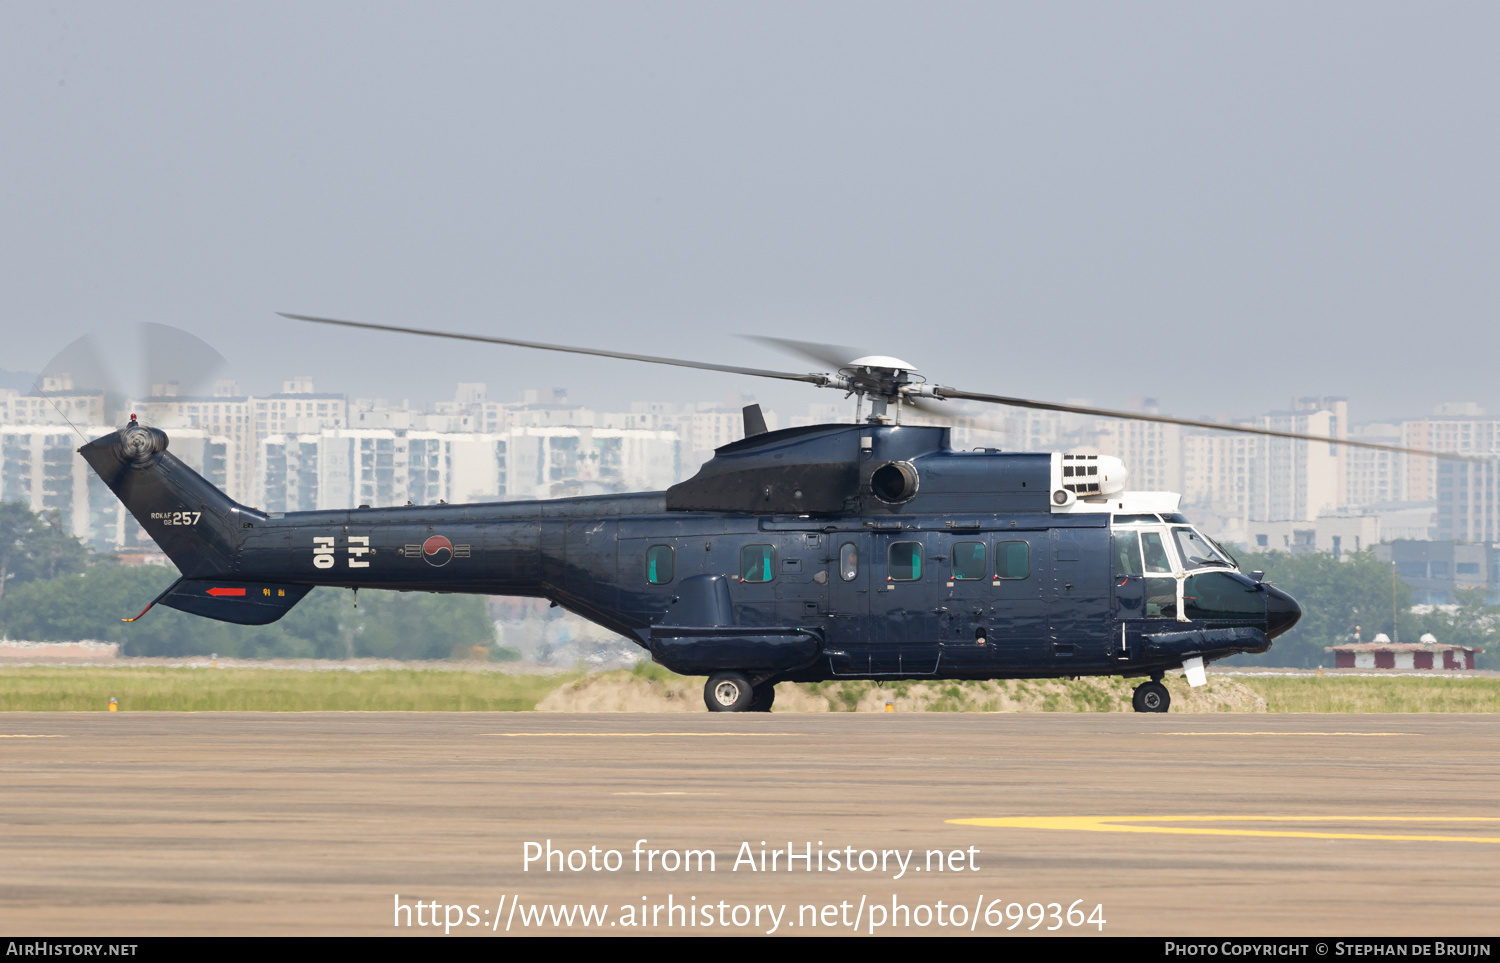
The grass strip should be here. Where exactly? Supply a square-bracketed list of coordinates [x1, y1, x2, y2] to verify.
[1241, 676, 1500, 713]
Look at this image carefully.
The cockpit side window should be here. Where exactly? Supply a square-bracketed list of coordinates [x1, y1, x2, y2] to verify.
[1113, 532, 1144, 577]
[1140, 531, 1174, 574]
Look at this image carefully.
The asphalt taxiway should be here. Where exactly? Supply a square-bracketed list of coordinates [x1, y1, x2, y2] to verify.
[1, 712, 1496, 936]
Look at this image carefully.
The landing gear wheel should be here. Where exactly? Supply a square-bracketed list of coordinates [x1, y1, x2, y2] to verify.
[705, 671, 755, 712]
[749, 683, 776, 713]
[1132, 680, 1170, 713]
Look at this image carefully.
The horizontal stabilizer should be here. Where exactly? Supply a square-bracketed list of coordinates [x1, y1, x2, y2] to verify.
[157, 580, 314, 625]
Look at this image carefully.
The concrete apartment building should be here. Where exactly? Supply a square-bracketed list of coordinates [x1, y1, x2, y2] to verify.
[0, 422, 237, 551]
[1254, 397, 1347, 523]
[0, 381, 107, 428]
[1181, 431, 1255, 527]
[1344, 422, 1407, 508]
[1400, 405, 1500, 544]
[103, 377, 351, 505]
[256, 424, 680, 511]
[1092, 399, 1183, 495]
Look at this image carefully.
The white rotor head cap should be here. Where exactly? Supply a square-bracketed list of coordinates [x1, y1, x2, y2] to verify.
[848, 355, 917, 371]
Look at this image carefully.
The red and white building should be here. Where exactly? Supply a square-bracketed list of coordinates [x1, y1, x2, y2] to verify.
[1325, 637, 1481, 671]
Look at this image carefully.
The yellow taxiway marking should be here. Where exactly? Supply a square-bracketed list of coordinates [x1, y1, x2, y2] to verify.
[948, 815, 1500, 844]
[483, 732, 805, 738]
[1151, 731, 1413, 737]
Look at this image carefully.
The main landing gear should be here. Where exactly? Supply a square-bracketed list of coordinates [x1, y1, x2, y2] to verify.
[1132, 676, 1170, 713]
[704, 672, 775, 712]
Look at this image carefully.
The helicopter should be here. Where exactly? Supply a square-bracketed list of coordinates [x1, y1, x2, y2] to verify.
[76, 315, 1458, 713]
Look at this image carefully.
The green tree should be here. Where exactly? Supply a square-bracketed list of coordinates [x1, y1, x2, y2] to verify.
[1407, 588, 1500, 664]
[0, 563, 495, 660]
[353, 590, 497, 660]
[1219, 549, 1414, 668]
[0, 501, 90, 599]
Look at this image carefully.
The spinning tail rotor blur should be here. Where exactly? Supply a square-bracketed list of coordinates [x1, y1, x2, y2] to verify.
[35, 323, 228, 434]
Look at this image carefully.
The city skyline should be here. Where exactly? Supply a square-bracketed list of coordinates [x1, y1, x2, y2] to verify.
[5, 370, 1498, 556]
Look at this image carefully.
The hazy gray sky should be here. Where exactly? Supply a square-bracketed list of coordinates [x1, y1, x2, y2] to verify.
[3, 2, 1496, 423]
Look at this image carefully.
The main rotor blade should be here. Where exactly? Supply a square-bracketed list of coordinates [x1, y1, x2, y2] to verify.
[927, 387, 1480, 462]
[742, 334, 868, 372]
[279, 314, 833, 386]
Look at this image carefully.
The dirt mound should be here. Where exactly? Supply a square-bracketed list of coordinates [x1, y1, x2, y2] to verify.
[537, 669, 705, 712]
[536, 670, 1267, 712]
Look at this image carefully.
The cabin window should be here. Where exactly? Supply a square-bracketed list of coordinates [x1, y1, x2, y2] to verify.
[646, 545, 674, 585]
[839, 542, 859, 581]
[740, 544, 775, 583]
[994, 540, 1030, 579]
[952, 541, 986, 580]
[888, 541, 923, 581]
[1113, 532, 1144, 577]
[1182, 573, 1263, 620]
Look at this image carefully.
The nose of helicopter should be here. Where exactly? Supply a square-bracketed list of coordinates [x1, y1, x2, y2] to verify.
[1265, 585, 1302, 639]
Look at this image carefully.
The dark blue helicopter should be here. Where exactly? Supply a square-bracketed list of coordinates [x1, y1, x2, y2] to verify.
[82, 316, 1445, 713]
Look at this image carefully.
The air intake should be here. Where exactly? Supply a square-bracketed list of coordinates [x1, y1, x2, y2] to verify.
[1055, 453, 1127, 497]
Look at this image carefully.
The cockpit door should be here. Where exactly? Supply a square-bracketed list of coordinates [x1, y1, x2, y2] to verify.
[1111, 526, 1186, 658]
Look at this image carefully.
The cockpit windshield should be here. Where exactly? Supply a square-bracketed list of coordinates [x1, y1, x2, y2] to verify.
[1172, 527, 1234, 570]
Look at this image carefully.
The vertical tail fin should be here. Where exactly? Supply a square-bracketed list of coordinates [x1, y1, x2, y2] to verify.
[79, 423, 250, 579]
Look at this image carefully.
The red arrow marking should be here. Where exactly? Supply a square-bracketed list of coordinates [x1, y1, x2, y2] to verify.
[206, 587, 246, 597]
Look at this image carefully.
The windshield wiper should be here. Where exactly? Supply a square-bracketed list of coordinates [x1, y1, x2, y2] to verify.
[1204, 534, 1240, 568]
[1190, 556, 1233, 568]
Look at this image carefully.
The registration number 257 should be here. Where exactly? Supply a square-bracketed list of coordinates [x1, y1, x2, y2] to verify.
[153, 511, 202, 526]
